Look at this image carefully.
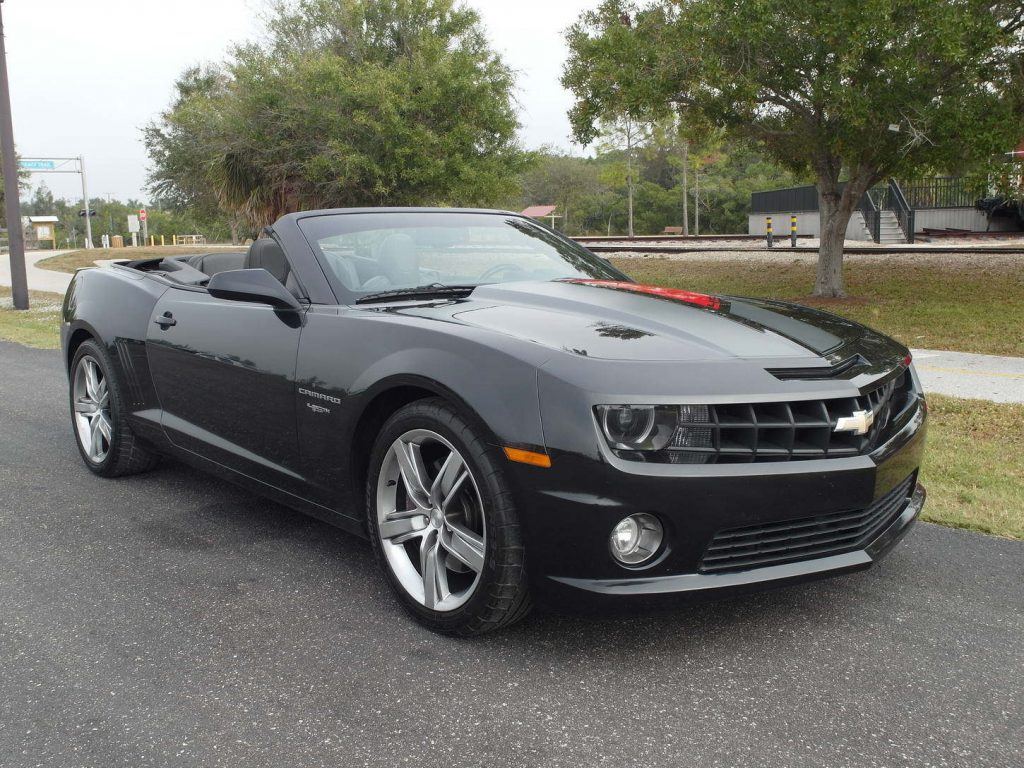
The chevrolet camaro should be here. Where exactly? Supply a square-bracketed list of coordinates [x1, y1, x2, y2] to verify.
[60, 208, 927, 635]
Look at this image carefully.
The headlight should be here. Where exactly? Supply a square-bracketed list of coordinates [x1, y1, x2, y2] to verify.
[596, 404, 714, 460]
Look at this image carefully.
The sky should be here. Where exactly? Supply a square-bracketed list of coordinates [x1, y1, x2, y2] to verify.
[6, 0, 597, 205]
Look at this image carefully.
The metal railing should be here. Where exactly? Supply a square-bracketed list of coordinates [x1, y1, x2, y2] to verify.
[897, 176, 987, 209]
[858, 190, 881, 243]
[885, 179, 915, 243]
[755, 177, 988, 215]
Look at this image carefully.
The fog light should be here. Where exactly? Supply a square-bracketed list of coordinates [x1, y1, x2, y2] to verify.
[609, 513, 664, 565]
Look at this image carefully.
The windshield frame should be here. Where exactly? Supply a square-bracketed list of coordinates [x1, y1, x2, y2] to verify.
[295, 210, 632, 305]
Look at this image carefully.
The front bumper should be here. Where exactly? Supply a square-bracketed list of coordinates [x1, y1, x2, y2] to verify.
[548, 483, 923, 602]
[510, 396, 927, 606]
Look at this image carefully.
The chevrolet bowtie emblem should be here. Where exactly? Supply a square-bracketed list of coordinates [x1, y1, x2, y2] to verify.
[834, 409, 875, 436]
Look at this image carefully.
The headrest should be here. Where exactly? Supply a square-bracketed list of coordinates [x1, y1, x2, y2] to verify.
[376, 233, 419, 283]
[245, 238, 290, 285]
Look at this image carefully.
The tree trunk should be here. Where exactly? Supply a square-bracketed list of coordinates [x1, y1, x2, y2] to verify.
[626, 150, 635, 238]
[229, 218, 240, 246]
[681, 139, 689, 236]
[815, 196, 847, 298]
[814, 174, 871, 298]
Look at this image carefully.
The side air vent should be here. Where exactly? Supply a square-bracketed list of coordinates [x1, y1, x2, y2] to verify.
[115, 339, 147, 408]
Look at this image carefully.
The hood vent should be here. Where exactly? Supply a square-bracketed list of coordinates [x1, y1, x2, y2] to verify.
[766, 354, 868, 381]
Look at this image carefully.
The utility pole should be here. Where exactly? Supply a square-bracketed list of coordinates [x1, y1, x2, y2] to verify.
[0, 0, 28, 310]
[80, 155, 92, 248]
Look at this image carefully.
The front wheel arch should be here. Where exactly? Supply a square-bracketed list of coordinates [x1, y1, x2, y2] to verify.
[348, 375, 501, 515]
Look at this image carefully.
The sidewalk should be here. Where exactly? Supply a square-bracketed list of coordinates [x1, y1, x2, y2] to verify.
[911, 349, 1024, 404]
[0, 250, 73, 294]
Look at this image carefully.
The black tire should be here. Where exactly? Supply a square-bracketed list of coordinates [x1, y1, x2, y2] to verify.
[69, 339, 160, 477]
[366, 398, 532, 636]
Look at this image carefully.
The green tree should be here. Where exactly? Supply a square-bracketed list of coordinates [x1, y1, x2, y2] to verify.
[597, 116, 650, 237]
[564, 0, 1024, 296]
[516, 148, 605, 234]
[143, 66, 241, 239]
[145, 0, 526, 229]
[22, 182, 55, 216]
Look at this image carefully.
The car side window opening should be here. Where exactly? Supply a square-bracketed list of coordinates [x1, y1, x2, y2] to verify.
[298, 212, 626, 298]
[142, 237, 307, 301]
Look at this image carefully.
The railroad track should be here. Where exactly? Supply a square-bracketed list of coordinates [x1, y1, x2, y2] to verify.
[573, 240, 1024, 256]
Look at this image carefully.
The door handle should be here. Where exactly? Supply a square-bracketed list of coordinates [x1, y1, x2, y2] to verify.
[154, 312, 177, 329]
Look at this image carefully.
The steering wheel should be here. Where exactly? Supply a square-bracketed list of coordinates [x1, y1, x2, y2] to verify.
[478, 263, 528, 282]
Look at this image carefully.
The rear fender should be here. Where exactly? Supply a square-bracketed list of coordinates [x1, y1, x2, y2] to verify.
[61, 267, 168, 419]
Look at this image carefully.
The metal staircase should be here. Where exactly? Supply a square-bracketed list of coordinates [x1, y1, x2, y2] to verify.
[877, 210, 907, 244]
[857, 180, 916, 244]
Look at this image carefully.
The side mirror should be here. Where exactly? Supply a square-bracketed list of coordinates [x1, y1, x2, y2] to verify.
[207, 269, 302, 311]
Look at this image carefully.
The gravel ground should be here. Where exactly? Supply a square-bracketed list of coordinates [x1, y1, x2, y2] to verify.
[601, 249, 1024, 267]
[581, 235, 1024, 250]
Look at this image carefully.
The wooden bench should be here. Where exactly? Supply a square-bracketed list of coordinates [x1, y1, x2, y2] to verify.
[662, 226, 684, 235]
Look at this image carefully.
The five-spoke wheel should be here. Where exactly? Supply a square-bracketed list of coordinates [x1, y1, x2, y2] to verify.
[68, 339, 158, 477]
[376, 429, 486, 612]
[367, 398, 532, 635]
[72, 356, 113, 464]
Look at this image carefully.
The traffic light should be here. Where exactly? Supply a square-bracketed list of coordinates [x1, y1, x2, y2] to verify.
[78, 209, 98, 218]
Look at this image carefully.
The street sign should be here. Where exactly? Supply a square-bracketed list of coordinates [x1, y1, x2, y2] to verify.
[19, 159, 56, 171]
[127, 214, 140, 234]
[138, 208, 148, 222]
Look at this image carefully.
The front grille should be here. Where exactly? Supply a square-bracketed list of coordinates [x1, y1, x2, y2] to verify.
[699, 474, 917, 573]
[659, 369, 916, 464]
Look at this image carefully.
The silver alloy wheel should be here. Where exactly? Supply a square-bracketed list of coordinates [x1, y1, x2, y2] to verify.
[376, 429, 487, 612]
[72, 356, 112, 464]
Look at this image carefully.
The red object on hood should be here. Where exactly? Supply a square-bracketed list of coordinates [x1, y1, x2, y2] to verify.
[564, 280, 722, 310]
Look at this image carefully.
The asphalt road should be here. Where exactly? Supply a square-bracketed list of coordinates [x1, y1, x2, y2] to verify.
[1, 341, 1022, 768]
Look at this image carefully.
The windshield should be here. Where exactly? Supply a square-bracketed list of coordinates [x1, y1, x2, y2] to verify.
[298, 211, 627, 298]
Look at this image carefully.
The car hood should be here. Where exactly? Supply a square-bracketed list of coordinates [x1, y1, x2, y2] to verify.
[377, 279, 907, 369]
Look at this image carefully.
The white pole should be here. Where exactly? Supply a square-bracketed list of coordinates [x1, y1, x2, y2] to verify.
[694, 167, 700, 236]
[80, 155, 93, 249]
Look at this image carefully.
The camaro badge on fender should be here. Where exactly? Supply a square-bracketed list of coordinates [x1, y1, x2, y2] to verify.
[834, 409, 875, 436]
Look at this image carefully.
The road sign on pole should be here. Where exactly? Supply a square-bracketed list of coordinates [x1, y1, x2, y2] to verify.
[0, 1, 29, 310]
[139, 209, 148, 246]
[20, 157, 94, 250]
[138, 208, 147, 222]
[19, 159, 56, 171]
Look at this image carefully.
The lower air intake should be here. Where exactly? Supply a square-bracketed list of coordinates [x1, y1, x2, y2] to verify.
[699, 475, 917, 574]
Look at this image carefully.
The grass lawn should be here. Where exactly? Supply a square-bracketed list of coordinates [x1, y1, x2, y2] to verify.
[37, 246, 221, 274]
[0, 286, 63, 349]
[921, 395, 1024, 540]
[613, 257, 1024, 356]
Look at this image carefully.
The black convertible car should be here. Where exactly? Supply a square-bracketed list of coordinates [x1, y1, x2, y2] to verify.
[61, 208, 927, 635]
